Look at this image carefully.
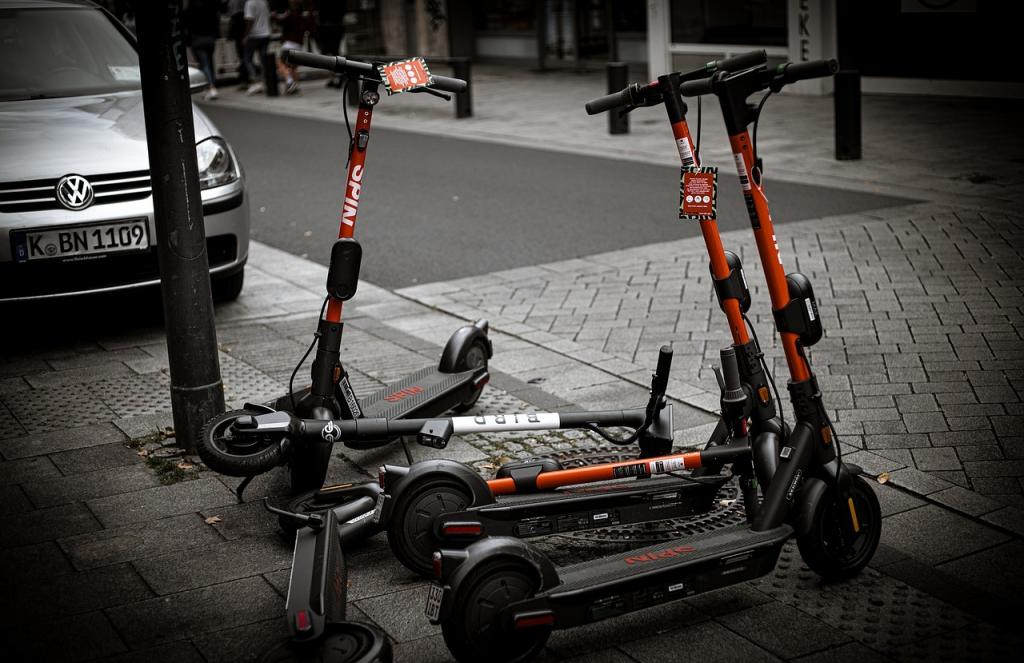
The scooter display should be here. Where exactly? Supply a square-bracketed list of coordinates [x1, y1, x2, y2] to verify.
[426, 59, 881, 663]
[374, 49, 792, 577]
[199, 52, 492, 496]
[258, 500, 392, 663]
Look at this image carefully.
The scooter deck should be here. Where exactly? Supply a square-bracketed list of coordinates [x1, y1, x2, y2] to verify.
[541, 523, 791, 626]
[442, 474, 727, 539]
[359, 364, 485, 420]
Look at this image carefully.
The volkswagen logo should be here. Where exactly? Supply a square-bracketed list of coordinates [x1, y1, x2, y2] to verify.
[55, 174, 94, 210]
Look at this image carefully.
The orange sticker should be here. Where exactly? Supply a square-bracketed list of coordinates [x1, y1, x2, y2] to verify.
[679, 166, 718, 221]
[378, 58, 433, 95]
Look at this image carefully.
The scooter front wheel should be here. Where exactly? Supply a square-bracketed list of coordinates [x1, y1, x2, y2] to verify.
[198, 409, 284, 477]
[797, 474, 881, 580]
[386, 477, 470, 576]
[259, 621, 392, 662]
[452, 339, 489, 413]
[442, 562, 549, 663]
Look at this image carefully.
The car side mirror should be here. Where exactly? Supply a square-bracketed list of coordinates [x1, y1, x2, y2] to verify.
[188, 66, 210, 94]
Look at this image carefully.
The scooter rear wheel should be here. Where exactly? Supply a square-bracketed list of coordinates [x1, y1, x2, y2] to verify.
[442, 562, 549, 663]
[198, 409, 284, 477]
[797, 474, 881, 580]
[260, 622, 392, 663]
[452, 339, 489, 413]
[386, 477, 470, 576]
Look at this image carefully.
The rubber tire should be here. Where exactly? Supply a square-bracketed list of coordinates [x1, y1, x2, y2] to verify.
[259, 622, 392, 663]
[797, 474, 882, 581]
[452, 339, 488, 413]
[198, 408, 283, 477]
[287, 439, 333, 495]
[386, 478, 470, 577]
[212, 268, 245, 303]
[442, 562, 549, 663]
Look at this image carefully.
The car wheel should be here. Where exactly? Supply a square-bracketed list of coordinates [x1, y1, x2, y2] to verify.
[213, 268, 244, 303]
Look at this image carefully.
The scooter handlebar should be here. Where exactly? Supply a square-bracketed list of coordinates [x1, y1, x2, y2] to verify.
[679, 76, 714, 97]
[429, 74, 468, 94]
[710, 49, 767, 75]
[778, 58, 838, 84]
[585, 84, 635, 115]
[282, 50, 376, 75]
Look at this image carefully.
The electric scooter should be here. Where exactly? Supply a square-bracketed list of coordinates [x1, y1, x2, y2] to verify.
[198, 345, 735, 561]
[373, 49, 791, 576]
[426, 60, 882, 663]
[258, 500, 392, 662]
[199, 52, 492, 497]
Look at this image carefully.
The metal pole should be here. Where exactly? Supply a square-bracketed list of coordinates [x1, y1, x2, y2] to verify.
[535, 0, 547, 71]
[834, 69, 861, 160]
[605, 0, 618, 62]
[607, 62, 628, 134]
[450, 57, 472, 118]
[134, 0, 225, 453]
[264, 50, 279, 97]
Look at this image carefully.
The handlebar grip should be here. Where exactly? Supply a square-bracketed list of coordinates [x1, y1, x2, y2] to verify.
[712, 49, 767, 74]
[585, 86, 633, 115]
[719, 348, 742, 393]
[781, 58, 838, 84]
[430, 74, 468, 94]
[652, 345, 674, 395]
[282, 50, 375, 75]
[679, 76, 713, 97]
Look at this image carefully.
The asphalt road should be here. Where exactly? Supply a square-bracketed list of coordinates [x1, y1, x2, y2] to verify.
[204, 106, 914, 289]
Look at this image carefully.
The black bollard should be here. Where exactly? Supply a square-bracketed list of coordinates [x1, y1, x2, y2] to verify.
[264, 49, 279, 96]
[835, 69, 861, 160]
[607, 62, 628, 135]
[450, 58, 472, 118]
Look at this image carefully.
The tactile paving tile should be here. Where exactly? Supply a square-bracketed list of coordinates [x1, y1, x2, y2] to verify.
[752, 545, 976, 652]
[218, 352, 286, 402]
[893, 620, 1024, 662]
[92, 372, 171, 418]
[1, 382, 116, 433]
[0, 402, 25, 439]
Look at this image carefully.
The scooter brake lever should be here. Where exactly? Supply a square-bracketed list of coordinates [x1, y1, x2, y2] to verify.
[411, 86, 452, 101]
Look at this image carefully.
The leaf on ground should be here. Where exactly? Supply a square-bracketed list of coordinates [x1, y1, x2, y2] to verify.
[204, 515, 222, 525]
[177, 462, 194, 471]
[136, 449, 148, 457]
[877, 472, 890, 484]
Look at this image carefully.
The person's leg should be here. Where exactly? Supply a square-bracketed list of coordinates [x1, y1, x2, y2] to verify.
[198, 44, 218, 98]
[249, 38, 269, 94]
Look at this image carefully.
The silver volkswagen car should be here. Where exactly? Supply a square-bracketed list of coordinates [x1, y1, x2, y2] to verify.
[0, 0, 249, 302]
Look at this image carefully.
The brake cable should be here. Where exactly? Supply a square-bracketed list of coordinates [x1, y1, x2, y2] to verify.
[751, 90, 772, 178]
[288, 296, 330, 412]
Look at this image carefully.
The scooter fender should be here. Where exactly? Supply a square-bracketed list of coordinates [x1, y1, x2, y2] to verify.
[438, 319, 492, 373]
[378, 459, 494, 527]
[790, 476, 828, 538]
[437, 537, 559, 623]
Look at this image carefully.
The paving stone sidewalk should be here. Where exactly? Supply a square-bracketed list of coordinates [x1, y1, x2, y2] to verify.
[3, 64, 1024, 661]
[2, 240, 1023, 662]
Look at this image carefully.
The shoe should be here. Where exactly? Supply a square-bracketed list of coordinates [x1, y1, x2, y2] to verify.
[246, 83, 264, 95]
[285, 80, 300, 95]
[204, 87, 219, 101]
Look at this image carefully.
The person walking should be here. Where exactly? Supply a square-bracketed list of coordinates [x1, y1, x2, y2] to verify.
[227, 0, 248, 86]
[314, 0, 346, 88]
[272, 0, 315, 94]
[242, 0, 272, 95]
[186, 0, 221, 100]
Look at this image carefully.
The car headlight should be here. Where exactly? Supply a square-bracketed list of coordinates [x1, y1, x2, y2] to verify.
[196, 137, 239, 189]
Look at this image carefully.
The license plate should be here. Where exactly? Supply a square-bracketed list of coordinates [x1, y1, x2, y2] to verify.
[371, 492, 387, 524]
[424, 582, 445, 623]
[13, 218, 149, 263]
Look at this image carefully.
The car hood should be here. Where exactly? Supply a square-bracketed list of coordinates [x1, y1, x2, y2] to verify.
[0, 90, 216, 182]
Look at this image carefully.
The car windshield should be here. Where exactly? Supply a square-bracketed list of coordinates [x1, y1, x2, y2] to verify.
[0, 7, 140, 101]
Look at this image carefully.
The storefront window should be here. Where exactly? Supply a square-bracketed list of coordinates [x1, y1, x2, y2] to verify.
[473, 0, 536, 33]
[670, 0, 786, 46]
